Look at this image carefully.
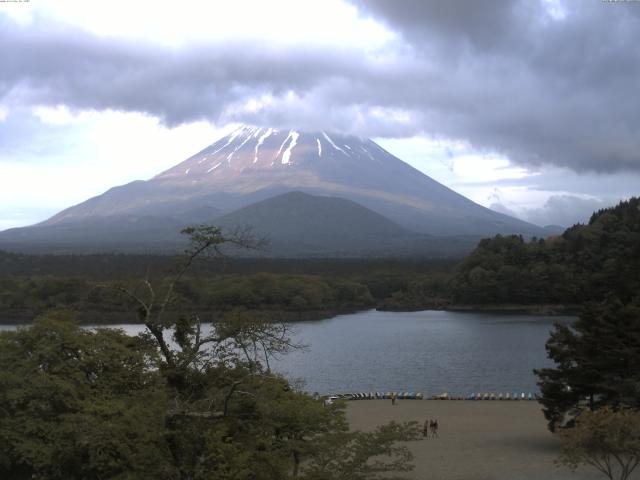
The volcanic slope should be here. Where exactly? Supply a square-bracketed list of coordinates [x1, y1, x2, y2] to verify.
[39, 125, 544, 236]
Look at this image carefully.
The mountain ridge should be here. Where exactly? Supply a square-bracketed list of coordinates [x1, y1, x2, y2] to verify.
[0, 125, 555, 255]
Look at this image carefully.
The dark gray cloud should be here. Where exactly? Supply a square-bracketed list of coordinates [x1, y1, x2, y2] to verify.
[2, 1, 640, 173]
[352, 0, 519, 52]
[0, 17, 368, 127]
[352, 0, 640, 173]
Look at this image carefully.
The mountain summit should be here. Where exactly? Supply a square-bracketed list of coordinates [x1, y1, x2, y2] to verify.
[43, 125, 541, 236]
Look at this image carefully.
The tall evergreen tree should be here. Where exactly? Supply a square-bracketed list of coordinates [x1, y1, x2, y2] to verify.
[535, 296, 640, 431]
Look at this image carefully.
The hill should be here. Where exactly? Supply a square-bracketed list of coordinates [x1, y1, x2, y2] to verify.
[0, 192, 480, 257]
[215, 191, 470, 257]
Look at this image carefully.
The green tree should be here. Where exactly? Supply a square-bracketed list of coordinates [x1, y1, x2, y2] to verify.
[557, 407, 640, 480]
[300, 421, 420, 480]
[535, 296, 640, 431]
[0, 310, 172, 480]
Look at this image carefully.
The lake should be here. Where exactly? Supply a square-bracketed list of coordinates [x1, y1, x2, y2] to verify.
[272, 309, 572, 396]
[1, 309, 572, 396]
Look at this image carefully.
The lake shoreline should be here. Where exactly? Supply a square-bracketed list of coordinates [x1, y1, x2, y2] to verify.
[378, 303, 582, 316]
[0, 306, 365, 325]
[0, 303, 580, 325]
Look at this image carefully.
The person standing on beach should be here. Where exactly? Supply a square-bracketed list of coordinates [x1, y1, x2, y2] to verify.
[391, 393, 396, 406]
[430, 419, 439, 438]
[423, 419, 430, 438]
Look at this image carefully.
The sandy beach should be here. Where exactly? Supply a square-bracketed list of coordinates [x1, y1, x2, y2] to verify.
[347, 400, 605, 480]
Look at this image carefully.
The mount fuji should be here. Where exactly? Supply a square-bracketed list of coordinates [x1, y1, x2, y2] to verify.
[0, 125, 551, 256]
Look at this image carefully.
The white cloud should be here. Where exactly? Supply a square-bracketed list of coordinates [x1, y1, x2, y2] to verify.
[25, 0, 394, 49]
[32, 105, 77, 125]
[377, 136, 537, 209]
[77, 111, 230, 181]
[542, 0, 568, 21]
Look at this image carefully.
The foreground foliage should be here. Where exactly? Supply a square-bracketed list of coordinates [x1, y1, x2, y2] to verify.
[0, 311, 170, 479]
[0, 226, 419, 479]
[558, 407, 640, 480]
[0, 314, 418, 479]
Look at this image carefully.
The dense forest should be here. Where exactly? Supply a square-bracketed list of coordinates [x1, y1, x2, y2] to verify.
[448, 197, 640, 306]
[0, 253, 453, 323]
[359, 198, 638, 312]
[0, 274, 374, 324]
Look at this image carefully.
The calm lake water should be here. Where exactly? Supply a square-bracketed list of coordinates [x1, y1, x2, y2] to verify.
[1, 309, 572, 396]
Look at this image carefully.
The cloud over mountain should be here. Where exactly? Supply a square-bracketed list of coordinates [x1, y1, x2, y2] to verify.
[1, 0, 640, 174]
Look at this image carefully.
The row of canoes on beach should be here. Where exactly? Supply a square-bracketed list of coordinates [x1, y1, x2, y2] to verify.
[333, 392, 424, 400]
[465, 392, 537, 401]
[430, 392, 537, 400]
[325, 392, 538, 401]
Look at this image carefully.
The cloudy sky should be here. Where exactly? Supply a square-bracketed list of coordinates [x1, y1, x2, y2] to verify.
[1, 0, 639, 231]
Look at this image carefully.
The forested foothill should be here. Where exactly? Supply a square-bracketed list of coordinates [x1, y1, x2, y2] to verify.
[1, 198, 639, 323]
[371, 197, 640, 313]
[448, 197, 640, 307]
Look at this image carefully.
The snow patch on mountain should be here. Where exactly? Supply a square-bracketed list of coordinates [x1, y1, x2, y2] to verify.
[207, 162, 222, 173]
[281, 131, 299, 165]
[226, 131, 254, 163]
[254, 128, 274, 163]
[322, 132, 347, 155]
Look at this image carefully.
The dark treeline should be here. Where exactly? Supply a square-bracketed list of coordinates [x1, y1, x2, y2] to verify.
[362, 198, 640, 312]
[448, 197, 640, 306]
[0, 251, 455, 278]
[0, 274, 372, 324]
[0, 254, 455, 323]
